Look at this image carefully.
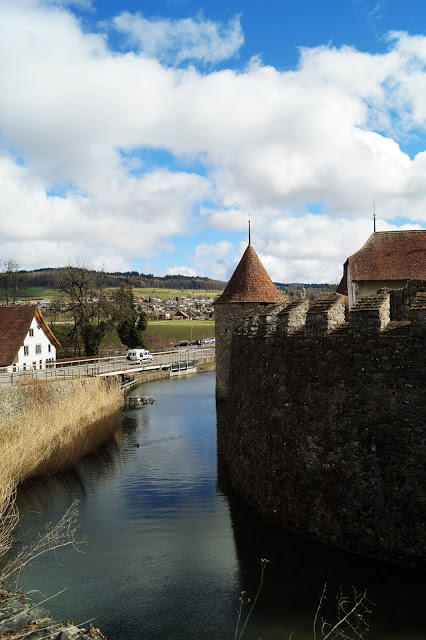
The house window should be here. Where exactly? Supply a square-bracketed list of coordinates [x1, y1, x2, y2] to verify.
[23, 345, 29, 356]
[29, 328, 34, 337]
[35, 344, 42, 354]
[48, 344, 51, 353]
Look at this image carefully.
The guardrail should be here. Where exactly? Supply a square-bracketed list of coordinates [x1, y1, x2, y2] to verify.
[0, 348, 215, 385]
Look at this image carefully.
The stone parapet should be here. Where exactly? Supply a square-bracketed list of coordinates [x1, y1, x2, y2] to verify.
[390, 280, 426, 319]
[305, 293, 347, 337]
[277, 299, 310, 336]
[257, 303, 288, 337]
[349, 292, 390, 336]
[409, 291, 426, 336]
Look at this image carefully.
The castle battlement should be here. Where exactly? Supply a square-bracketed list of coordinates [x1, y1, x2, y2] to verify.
[305, 293, 347, 337]
[348, 292, 390, 336]
[277, 299, 309, 335]
[233, 281, 426, 340]
[219, 277, 426, 567]
[216, 243, 426, 568]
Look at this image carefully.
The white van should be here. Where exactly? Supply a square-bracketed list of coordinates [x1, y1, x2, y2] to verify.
[126, 349, 153, 364]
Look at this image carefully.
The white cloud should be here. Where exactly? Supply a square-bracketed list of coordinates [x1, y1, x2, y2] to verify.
[2, 3, 426, 279]
[192, 241, 235, 280]
[166, 266, 198, 276]
[0, 155, 211, 269]
[41, 0, 93, 9]
[111, 12, 244, 65]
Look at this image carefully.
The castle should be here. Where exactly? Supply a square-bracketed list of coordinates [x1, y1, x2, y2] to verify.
[215, 232, 426, 567]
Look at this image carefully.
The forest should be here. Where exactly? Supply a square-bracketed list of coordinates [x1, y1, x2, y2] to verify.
[17, 267, 226, 291]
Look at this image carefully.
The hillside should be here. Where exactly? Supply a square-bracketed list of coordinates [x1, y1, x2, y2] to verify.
[1, 266, 334, 303]
[21, 267, 226, 291]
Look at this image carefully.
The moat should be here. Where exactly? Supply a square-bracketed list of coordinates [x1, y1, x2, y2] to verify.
[6, 372, 425, 640]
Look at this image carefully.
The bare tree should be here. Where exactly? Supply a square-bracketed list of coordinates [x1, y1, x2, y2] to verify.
[0, 259, 27, 304]
[57, 263, 109, 356]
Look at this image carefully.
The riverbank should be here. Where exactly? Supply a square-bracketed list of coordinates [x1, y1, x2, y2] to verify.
[0, 378, 123, 566]
[0, 378, 123, 486]
[0, 589, 107, 639]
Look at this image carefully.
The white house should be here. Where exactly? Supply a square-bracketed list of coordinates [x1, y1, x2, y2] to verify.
[0, 305, 61, 372]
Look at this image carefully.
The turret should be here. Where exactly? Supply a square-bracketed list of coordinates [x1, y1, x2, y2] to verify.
[214, 244, 284, 400]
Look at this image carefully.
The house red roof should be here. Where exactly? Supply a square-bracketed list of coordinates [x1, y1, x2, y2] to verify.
[348, 230, 426, 282]
[215, 245, 284, 304]
[0, 306, 61, 367]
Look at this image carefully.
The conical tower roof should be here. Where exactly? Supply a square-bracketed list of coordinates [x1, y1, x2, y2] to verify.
[215, 245, 284, 304]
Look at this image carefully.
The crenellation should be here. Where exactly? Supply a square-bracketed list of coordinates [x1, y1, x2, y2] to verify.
[390, 280, 426, 320]
[304, 293, 347, 337]
[257, 303, 288, 337]
[409, 291, 426, 337]
[348, 292, 390, 335]
[277, 299, 309, 335]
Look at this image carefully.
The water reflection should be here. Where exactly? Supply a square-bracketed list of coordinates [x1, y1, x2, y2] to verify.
[16, 430, 124, 515]
[222, 478, 426, 640]
[3, 372, 425, 640]
[217, 402, 426, 640]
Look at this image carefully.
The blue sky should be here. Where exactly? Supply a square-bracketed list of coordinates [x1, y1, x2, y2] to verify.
[1, 0, 426, 282]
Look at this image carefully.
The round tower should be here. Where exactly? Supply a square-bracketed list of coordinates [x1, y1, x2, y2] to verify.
[214, 244, 284, 400]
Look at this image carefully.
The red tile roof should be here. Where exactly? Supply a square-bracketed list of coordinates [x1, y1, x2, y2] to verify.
[215, 245, 284, 304]
[348, 230, 426, 282]
[0, 306, 60, 367]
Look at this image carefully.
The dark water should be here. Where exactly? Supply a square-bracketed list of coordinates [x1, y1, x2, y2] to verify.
[6, 372, 426, 640]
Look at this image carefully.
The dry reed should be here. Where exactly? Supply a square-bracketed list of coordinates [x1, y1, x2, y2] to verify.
[0, 378, 123, 560]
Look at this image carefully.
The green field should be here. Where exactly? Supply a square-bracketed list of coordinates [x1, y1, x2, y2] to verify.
[19, 287, 62, 301]
[16, 286, 221, 302]
[145, 320, 215, 346]
[130, 288, 221, 300]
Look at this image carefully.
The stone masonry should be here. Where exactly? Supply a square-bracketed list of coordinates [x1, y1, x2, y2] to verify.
[218, 282, 426, 567]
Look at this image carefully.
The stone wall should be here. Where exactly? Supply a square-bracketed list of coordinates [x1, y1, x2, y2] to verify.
[215, 302, 267, 400]
[218, 284, 426, 566]
[0, 379, 90, 425]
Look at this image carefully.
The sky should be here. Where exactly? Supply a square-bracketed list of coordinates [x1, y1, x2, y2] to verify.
[3, 1, 426, 283]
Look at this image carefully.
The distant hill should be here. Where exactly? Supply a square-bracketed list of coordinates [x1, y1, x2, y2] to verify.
[21, 267, 226, 291]
[18, 268, 333, 300]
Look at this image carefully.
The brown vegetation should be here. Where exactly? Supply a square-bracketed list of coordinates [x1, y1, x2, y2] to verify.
[0, 378, 123, 562]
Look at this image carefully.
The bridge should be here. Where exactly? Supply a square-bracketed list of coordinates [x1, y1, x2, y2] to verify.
[0, 347, 215, 386]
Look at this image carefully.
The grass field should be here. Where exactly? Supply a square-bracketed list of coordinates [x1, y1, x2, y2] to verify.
[145, 320, 215, 347]
[129, 288, 221, 300]
[15, 286, 222, 302]
[19, 287, 62, 300]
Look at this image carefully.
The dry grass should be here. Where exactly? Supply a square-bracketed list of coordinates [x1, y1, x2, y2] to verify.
[0, 378, 123, 562]
[0, 378, 123, 485]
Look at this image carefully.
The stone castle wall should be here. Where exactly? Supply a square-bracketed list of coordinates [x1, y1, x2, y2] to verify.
[217, 285, 426, 566]
[215, 302, 273, 399]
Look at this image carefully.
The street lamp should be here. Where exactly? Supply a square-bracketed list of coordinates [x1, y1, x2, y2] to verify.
[190, 325, 193, 341]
